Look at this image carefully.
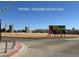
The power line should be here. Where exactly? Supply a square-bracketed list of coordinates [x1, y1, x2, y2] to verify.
[0, 2, 16, 52]
[0, 2, 16, 14]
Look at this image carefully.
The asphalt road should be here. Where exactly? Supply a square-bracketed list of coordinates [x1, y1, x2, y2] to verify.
[1, 37, 79, 57]
[14, 38, 79, 57]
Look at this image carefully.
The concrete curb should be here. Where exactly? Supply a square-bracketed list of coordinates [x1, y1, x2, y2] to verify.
[11, 42, 28, 57]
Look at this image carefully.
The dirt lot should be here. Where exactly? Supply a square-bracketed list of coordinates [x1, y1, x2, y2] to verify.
[1, 33, 79, 39]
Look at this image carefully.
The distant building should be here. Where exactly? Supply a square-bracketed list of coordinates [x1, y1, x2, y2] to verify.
[9, 24, 14, 32]
[4, 23, 9, 32]
[5, 23, 7, 31]
[25, 27, 31, 33]
[32, 29, 48, 33]
[29, 29, 32, 33]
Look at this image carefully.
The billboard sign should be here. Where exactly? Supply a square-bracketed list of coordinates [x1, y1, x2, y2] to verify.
[49, 25, 66, 34]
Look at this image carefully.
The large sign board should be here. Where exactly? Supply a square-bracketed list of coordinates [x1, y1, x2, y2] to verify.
[49, 25, 66, 34]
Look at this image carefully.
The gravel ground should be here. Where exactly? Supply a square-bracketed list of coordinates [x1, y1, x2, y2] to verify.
[0, 41, 13, 53]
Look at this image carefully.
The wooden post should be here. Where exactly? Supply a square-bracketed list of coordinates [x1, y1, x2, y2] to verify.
[12, 39, 16, 49]
[5, 40, 8, 53]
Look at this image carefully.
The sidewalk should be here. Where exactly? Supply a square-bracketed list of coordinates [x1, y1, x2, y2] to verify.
[0, 42, 23, 57]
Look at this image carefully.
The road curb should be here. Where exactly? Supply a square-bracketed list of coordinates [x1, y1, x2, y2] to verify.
[11, 42, 28, 57]
[0, 42, 23, 57]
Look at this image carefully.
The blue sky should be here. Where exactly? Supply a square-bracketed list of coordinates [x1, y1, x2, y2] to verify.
[0, 1, 79, 30]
